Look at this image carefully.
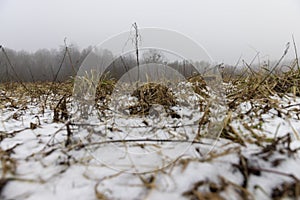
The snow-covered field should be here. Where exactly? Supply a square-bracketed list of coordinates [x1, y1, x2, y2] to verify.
[1, 82, 300, 200]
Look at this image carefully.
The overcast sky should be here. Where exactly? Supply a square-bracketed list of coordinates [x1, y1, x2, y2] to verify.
[1, 0, 300, 65]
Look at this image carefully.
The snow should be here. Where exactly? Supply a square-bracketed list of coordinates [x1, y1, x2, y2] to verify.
[1, 88, 300, 199]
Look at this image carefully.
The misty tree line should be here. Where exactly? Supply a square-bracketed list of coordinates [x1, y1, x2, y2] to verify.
[0, 45, 212, 83]
[0, 45, 92, 82]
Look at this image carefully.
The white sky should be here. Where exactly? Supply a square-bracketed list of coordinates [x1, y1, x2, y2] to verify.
[0, 0, 300, 65]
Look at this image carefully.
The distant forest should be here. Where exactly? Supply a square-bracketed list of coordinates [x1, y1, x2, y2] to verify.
[0, 45, 215, 83]
[0, 45, 91, 82]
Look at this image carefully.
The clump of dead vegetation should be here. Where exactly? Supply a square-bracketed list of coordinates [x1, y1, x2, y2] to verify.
[226, 58, 300, 109]
[0, 145, 18, 198]
[272, 180, 300, 200]
[182, 176, 254, 200]
[95, 79, 116, 102]
[187, 74, 208, 97]
[128, 82, 176, 115]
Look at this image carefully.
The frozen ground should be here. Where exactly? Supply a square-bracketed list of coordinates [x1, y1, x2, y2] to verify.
[1, 87, 300, 200]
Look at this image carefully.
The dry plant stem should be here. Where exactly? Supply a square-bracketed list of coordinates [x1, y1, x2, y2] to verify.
[286, 119, 300, 140]
[196, 101, 211, 138]
[228, 54, 242, 81]
[199, 146, 240, 163]
[67, 138, 211, 151]
[64, 38, 76, 76]
[43, 47, 68, 104]
[219, 176, 255, 200]
[70, 122, 199, 129]
[232, 163, 300, 182]
[242, 50, 260, 76]
[243, 60, 256, 76]
[255, 43, 290, 87]
[132, 22, 140, 82]
[42, 121, 70, 150]
[94, 171, 124, 200]
[52, 46, 67, 83]
[292, 35, 300, 71]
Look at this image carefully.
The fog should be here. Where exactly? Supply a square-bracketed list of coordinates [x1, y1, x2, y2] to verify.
[1, 0, 300, 65]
